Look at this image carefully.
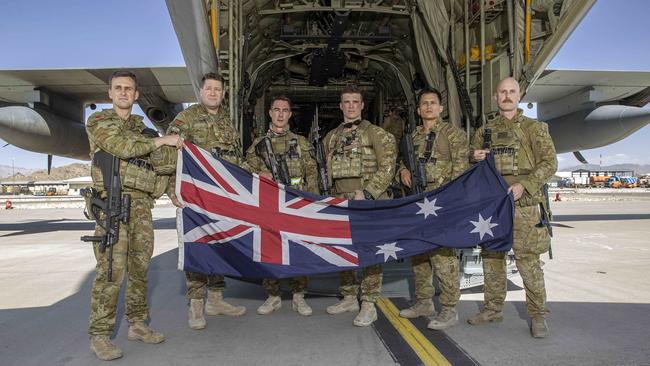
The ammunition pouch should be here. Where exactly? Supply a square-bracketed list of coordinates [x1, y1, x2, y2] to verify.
[211, 147, 239, 159]
[331, 151, 363, 179]
[149, 145, 178, 175]
[122, 158, 156, 193]
[152, 175, 170, 199]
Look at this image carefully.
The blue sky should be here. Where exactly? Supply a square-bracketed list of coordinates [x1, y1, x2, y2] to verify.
[1, 0, 649, 170]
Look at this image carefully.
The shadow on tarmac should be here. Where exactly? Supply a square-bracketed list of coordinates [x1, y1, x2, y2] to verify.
[554, 213, 650, 221]
[0, 218, 177, 237]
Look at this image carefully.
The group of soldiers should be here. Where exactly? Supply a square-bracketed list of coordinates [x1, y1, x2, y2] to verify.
[85, 70, 557, 361]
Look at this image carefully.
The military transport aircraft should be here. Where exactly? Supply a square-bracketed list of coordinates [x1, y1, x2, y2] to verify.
[1, 0, 649, 289]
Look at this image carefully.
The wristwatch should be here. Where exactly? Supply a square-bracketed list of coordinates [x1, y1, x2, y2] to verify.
[362, 189, 374, 200]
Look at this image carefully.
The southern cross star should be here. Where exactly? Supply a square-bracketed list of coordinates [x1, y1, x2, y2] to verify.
[469, 213, 499, 240]
[375, 242, 404, 262]
[416, 197, 442, 219]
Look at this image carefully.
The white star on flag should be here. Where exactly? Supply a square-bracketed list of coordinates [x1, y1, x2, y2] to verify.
[375, 242, 404, 262]
[416, 197, 442, 219]
[470, 213, 499, 240]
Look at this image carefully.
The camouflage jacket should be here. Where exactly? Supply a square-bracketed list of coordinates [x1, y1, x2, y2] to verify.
[86, 108, 159, 199]
[246, 130, 318, 194]
[399, 121, 469, 191]
[470, 108, 557, 206]
[324, 120, 397, 199]
[166, 104, 248, 195]
[382, 115, 405, 143]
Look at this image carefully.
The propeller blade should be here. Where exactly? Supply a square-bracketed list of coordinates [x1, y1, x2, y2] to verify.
[573, 151, 588, 164]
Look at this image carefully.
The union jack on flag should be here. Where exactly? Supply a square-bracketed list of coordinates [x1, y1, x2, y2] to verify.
[176, 142, 513, 279]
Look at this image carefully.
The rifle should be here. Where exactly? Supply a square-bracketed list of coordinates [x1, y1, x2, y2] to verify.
[537, 183, 554, 259]
[81, 151, 131, 281]
[483, 128, 492, 149]
[255, 135, 291, 185]
[311, 105, 330, 195]
[399, 114, 427, 194]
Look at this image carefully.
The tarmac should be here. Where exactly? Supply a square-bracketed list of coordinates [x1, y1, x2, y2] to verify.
[1, 192, 649, 366]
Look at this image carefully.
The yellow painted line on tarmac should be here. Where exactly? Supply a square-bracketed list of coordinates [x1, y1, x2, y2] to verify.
[376, 298, 452, 366]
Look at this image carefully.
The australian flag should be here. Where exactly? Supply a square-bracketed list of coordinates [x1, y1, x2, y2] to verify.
[176, 142, 514, 279]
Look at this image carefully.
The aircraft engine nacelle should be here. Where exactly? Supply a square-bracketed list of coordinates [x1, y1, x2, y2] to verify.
[546, 104, 650, 154]
[0, 105, 90, 160]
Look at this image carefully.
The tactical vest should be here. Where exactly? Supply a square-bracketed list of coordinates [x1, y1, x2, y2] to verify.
[268, 132, 308, 189]
[90, 124, 157, 197]
[413, 125, 452, 190]
[485, 119, 534, 176]
[179, 106, 242, 165]
[327, 122, 378, 183]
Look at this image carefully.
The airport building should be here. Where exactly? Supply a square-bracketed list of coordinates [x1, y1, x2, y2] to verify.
[0, 177, 92, 195]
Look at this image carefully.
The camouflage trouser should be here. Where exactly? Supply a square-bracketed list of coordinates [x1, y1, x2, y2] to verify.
[411, 248, 460, 307]
[88, 197, 154, 336]
[263, 276, 308, 296]
[339, 265, 383, 303]
[185, 272, 226, 300]
[481, 204, 550, 316]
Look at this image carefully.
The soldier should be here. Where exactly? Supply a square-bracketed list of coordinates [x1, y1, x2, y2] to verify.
[397, 87, 469, 330]
[167, 72, 247, 330]
[86, 70, 183, 361]
[245, 95, 318, 316]
[324, 87, 397, 327]
[468, 77, 557, 338]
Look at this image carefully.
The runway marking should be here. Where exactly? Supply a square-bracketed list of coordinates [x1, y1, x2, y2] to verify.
[376, 298, 451, 366]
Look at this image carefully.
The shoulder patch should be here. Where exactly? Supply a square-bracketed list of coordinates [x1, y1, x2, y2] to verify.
[174, 119, 185, 126]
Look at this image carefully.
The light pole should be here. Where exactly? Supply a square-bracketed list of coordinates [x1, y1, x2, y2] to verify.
[11, 158, 15, 184]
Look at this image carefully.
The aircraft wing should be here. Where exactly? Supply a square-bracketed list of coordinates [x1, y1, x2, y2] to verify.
[0, 66, 194, 121]
[0, 66, 194, 161]
[523, 69, 650, 107]
[522, 69, 650, 157]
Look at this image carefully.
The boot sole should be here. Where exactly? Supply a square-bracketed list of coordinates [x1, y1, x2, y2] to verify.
[353, 313, 378, 327]
[188, 322, 207, 330]
[206, 308, 247, 316]
[257, 303, 281, 315]
[127, 333, 165, 344]
[399, 311, 436, 319]
[427, 318, 459, 330]
[326, 306, 359, 315]
[91, 348, 122, 361]
[467, 316, 503, 325]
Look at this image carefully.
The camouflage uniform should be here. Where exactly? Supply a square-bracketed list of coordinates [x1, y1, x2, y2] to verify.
[382, 114, 405, 143]
[167, 103, 247, 300]
[398, 121, 469, 307]
[86, 109, 162, 336]
[246, 130, 318, 295]
[470, 109, 557, 316]
[324, 120, 396, 302]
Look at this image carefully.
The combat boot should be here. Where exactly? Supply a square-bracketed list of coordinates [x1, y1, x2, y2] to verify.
[530, 315, 549, 338]
[205, 290, 247, 316]
[399, 299, 435, 318]
[326, 295, 359, 315]
[90, 335, 122, 361]
[467, 309, 503, 325]
[353, 301, 378, 327]
[427, 306, 459, 330]
[257, 295, 281, 315]
[127, 322, 165, 344]
[188, 299, 206, 330]
[292, 293, 313, 316]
